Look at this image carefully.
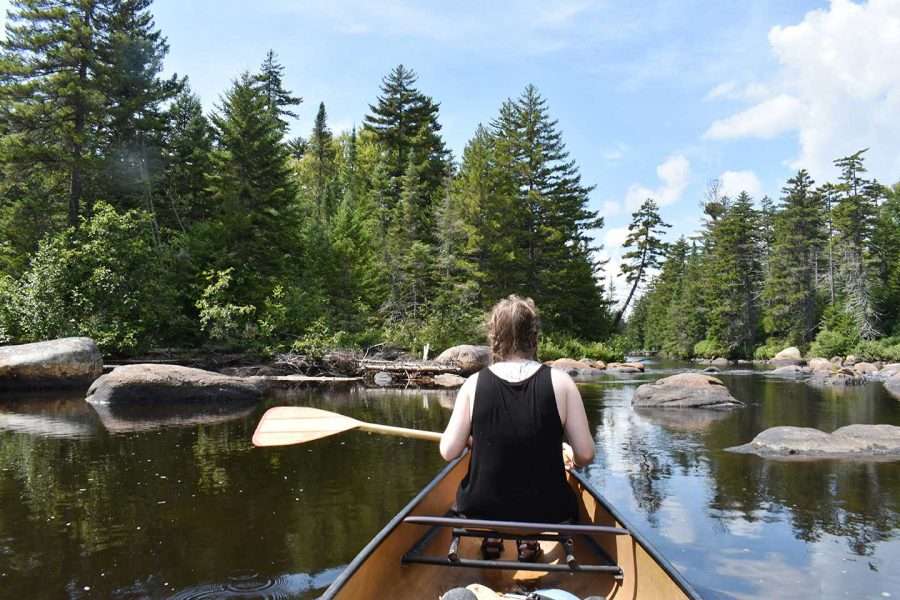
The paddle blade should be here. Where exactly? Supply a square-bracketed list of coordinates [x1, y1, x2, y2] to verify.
[252, 406, 360, 447]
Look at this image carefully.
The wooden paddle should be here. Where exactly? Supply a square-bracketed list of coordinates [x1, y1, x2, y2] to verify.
[252, 406, 443, 447]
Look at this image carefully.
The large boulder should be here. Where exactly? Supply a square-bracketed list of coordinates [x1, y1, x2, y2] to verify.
[0, 338, 103, 390]
[434, 345, 491, 375]
[710, 357, 730, 367]
[727, 425, 900, 458]
[773, 346, 801, 360]
[886, 375, 900, 400]
[878, 363, 900, 380]
[632, 373, 743, 409]
[852, 362, 879, 376]
[807, 357, 832, 372]
[548, 358, 592, 371]
[433, 373, 466, 388]
[85, 364, 264, 405]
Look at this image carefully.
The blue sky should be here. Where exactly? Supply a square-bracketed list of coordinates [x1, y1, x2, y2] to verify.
[3, 0, 899, 303]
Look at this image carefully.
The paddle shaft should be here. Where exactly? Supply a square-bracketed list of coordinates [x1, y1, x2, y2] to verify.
[357, 422, 442, 442]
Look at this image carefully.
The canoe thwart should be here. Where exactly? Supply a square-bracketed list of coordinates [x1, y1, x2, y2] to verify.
[401, 554, 624, 575]
[403, 515, 630, 536]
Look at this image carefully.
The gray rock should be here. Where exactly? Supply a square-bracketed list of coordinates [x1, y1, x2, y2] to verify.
[853, 362, 878, 376]
[548, 358, 593, 371]
[809, 369, 865, 386]
[767, 365, 810, 378]
[830, 356, 843, 366]
[727, 424, 900, 458]
[703, 366, 720, 373]
[773, 346, 802, 361]
[711, 357, 730, 367]
[434, 345, 491, 375]
[886, 375, 900, 400]
[632, 373, 743, 409]
[433, 373, 466, 388]
[607, 361, 645, 373]
[844, 354, 860, 366]
[807, 358, 832, 372]
[85, 364, 264, 404]
[373, 371, 394, 387]
[878, 363, 900, 379]
[0, 337, 103, 390]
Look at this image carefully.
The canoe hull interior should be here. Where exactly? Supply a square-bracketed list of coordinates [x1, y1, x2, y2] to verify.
[321, 454, 699, 600]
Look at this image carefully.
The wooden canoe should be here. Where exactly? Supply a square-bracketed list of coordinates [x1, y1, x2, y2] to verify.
[320, 452, 702, 599]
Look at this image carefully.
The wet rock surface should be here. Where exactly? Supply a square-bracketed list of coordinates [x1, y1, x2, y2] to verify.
[632, 373, 743, 409]
[767, 365, 810, 378]
[434, 345, 491, 375]
[886, 376, 900, 400]
[0, 338, 103, 390]
[727, 424, 900, 458]
[85, 364, 265, 404]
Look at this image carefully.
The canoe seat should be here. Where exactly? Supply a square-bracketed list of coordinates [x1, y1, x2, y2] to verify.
[401, 515, 625, 579]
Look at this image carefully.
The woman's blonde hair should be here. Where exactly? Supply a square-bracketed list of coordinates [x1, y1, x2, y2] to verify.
[487, 295, 540, 362]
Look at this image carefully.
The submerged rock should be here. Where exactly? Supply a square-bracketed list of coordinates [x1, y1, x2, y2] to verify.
[433, 373, 466, 388]
[0, 337, 103, 390]
[434, 345, 491, 375]
[632, 373, 743, 409]
[85, 364, 264, 404]
[767, 365, 810, 378]
[727, 424, 900, 458]
[809, 368, 866, 386]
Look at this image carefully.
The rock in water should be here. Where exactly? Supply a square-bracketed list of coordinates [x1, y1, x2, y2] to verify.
[886, 375, 900, 400]
[727, 424, 900, 458]
[0, 338, 103, 390]
[853, 362, 878, 376]
[85, 364, 264, 404]
[433, 373, 466, 388]
[773, 346, 802, 361]
[607, 361, 645, 373]
[767, 365, 811, 378]
[632, 373, 743, 409]
[434, 345, 491, 375]
[809, 369, 865, 386]
[807, 357, 832, 372]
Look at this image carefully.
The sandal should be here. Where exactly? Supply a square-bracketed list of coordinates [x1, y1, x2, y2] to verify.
[480, 536, 504, 560]
[516, 539, 543, 562]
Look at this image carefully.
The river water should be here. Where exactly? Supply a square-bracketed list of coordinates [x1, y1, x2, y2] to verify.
[0, 362, 898, 599]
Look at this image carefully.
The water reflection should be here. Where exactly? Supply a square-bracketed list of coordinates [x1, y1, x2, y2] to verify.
[0, 366, 898, 599]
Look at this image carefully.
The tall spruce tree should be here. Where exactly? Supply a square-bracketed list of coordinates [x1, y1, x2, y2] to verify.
[615, 198, 670, 328]
[490, 85, 607, 336]
[253, 50, 301, 132]
[306, 102, 337, 220]
[704, 192, 763, 357]
[832, 149, 880, 338]
[205, 72, 299, 307]
[762, 170, 824, 346]
[0, 0, 106, 228]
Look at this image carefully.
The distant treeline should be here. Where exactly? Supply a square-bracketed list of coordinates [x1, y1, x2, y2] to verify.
[625, 158, 900, 361]
[0, 0, 615, 357]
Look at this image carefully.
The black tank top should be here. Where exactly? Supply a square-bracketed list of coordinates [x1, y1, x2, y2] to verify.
[456, 364, 579, 523]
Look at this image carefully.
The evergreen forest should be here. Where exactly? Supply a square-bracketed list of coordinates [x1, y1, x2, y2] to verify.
[1, 0, 899, 363]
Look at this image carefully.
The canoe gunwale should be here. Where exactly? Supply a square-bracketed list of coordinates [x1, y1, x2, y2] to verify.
[319, 453, 467, 599]
[569, 468, 704, 600]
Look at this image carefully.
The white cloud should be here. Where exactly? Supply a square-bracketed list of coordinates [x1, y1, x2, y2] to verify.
[624, 154, 690, 211]
[704, 94, 805, 140]
[719, 170, 762, 199]
[0, 0, 9, 40]
[704, 0, 900, 180]
[598, 200, 622, 218]
[705, 80, 771, 102]
[605, 226, 630, 250]
[601, 143, 627, 162]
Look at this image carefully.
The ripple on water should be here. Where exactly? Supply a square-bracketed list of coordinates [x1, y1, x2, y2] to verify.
[166, 567, 344, 600]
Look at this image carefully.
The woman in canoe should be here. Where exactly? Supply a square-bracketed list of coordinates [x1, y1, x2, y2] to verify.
[440, 295, 595, 560]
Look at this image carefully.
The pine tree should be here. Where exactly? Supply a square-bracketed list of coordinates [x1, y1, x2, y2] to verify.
[253, 50, 301, 132]
[705, 192, 763, 357]
[205, 72, 299, 307]
[832, 149, 880, 338]
[615, 198, 670, 328]
[96, 0, 180, 223]
[307, 102, 337, 219]
[490, 85, 607, 336]
[762, 170, 824, 346]
[0, 0, 106, 227]
[363, 64, 449, 207]
[160, 85, 213, 229]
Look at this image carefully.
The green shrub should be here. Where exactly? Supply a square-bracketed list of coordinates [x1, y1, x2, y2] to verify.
[809, 329, 856, 358]
[538, 334, 624, 363]
[753, 339, 785, 360]
[851, 338, 900, 362]
[693, 338, 729, 359]
[196, 268, 258, 345]
[0, 273, 19, 343]
[15, 203, 178, 355]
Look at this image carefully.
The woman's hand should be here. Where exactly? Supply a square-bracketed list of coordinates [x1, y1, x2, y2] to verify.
[562, 442, 575, 471]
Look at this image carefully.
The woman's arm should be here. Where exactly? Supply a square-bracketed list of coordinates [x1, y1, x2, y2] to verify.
[552, 369, 595, 466]
[439, 373, 477, 460]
